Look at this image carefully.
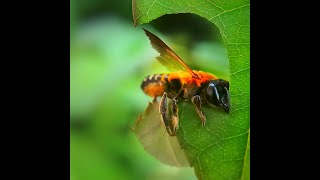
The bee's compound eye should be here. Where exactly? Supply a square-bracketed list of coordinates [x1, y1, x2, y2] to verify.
[206, 83, 220, 106]
[221, 87, 230, 113]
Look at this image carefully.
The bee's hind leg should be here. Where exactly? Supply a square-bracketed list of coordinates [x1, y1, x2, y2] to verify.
[191, 95, 206, 126]
[159, 92, 179, 136]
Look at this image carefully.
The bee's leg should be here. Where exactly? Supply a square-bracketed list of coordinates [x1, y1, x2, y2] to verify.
[159, 93, 179, 136]
[191, 95, 206, 126]
[173, 89, 183, 99]
[170, 98, 179, 135]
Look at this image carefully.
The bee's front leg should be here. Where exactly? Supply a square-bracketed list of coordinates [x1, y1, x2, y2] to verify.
[159, 92, 179, 136]
[191, 95, 206, 126]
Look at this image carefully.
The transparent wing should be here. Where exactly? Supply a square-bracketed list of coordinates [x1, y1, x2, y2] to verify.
[143, 28, 198, 78]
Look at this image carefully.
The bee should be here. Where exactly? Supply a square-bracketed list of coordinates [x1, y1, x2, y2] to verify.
[141, 28, 230, 136]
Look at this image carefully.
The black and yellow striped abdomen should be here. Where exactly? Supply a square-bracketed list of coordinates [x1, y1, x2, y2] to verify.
[141, 74, 166, 98]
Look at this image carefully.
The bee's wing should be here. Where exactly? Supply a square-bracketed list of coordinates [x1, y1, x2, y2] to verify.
[143, 28, 199, 78]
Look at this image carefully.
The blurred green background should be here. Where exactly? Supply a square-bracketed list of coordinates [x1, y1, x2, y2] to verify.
[70, 0, 229, 179]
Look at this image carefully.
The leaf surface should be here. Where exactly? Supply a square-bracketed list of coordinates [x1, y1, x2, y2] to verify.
[133, 0, 250, 179]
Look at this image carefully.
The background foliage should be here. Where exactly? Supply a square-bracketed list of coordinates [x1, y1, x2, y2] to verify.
[70, 0, 245, 179]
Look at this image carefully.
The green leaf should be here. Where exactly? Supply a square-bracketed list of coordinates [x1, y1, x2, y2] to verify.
[133, 0, 250, 180]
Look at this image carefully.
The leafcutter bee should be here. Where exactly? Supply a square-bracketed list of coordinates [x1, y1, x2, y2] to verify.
[141, 29, 230, 136]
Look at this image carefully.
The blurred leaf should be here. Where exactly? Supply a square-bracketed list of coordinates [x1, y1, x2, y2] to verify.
[191, 42, 229, 81]
[70, 17, 157, 118]
[133, 0, 250, 179]
[133, 100, 189, 167]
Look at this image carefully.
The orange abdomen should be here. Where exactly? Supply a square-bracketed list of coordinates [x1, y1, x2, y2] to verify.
[141, 74, 166, 98]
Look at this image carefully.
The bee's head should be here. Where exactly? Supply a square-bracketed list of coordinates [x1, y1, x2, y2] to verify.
[205, 80, 230, 113]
